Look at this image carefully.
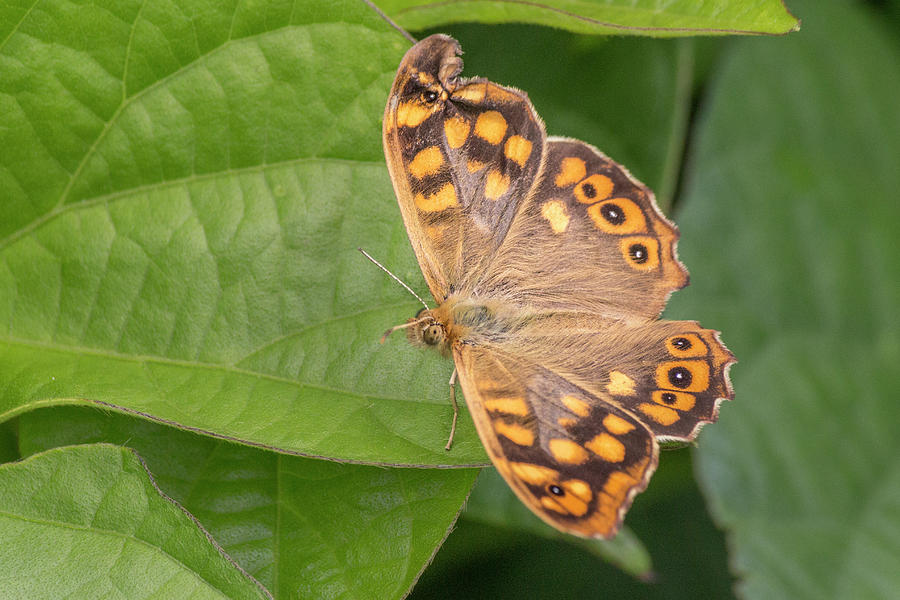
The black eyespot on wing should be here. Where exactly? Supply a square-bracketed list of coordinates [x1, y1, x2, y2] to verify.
[628, 243, 649, 264]
[548, 484, 564, 496]
[660, 392, 677, 405]
[423, 90, 439, 103]
[668, 366, 693, 389]
[672, 337, 692, 350]
[601, 203, 625, 225]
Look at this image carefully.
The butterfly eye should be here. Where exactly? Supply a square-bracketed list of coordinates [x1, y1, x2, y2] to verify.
[422, 324, 445, 345]
[422, 90, 439, 104]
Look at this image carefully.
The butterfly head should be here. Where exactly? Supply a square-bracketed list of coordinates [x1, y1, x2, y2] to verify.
[405, 308, 449, 353]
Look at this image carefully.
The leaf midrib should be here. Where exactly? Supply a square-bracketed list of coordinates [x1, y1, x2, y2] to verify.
[0, 330, 434, 409]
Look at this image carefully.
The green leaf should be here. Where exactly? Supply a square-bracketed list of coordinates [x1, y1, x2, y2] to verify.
[381, 0, 799, 36]
[18, 407, 479, 599]
[0, 443, 270, 599]
[0, 0, 494, 466]
[669, 0, 900, 597]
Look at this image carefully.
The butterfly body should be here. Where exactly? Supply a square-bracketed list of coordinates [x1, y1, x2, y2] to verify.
[383, 35, 734, 538]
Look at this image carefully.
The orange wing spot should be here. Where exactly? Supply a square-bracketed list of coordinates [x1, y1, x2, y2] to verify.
[425, 224, 447, 241]
[510, 462, 558, 485]
[414, 71, 435, 85]
[494, 421, 535, 446]
[444, 116, 470, 149]
[474, 110, 508, 145]
[587, 198, 648, 234]
[638, 403, 680, 426]
[504, 135, 533, 167]
[586, 433, 626, 463]
[396, 100, 434, 128]
[619, 237, 660, 271]
[652, 390, 696, 412]
[414, 183, 457, 212]
[655, 360, 711, 393]
[561, 395, 591, 417]
[484, 169, 510, 200]
[555, 157, 586, 187]
[549, 439, 589, 465]
[541, 488, 589, 517]
[607, 370, 636, 396]
[486, 83, 522, 103]
[407, 146, 444, 179]
[602, 414, 636, 435]
[541, 200, 570, 233]
[452, 82, 487, 103]
[706, 332, 735, 369]
[483, 396, 530, 417]
[666, 334, 708, 357]
[466, 160, 486, 173]
[600, 470, 642, 504]
[558, 417, 576, 428]
[563, 479, 592, 503]
[573, 174, 614, 204]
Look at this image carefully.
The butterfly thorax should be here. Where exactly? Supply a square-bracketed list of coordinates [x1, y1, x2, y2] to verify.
[406, 295, 528, 355]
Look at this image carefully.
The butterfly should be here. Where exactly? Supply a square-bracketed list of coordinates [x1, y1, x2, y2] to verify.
[381, 34, 734, 539]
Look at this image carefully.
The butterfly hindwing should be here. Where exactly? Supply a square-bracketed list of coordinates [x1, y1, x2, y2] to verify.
[383, 35, 545, 302]
[496, 315, 736, 442]
[454, 343, 658, 539]
[602, 322, 735, 442]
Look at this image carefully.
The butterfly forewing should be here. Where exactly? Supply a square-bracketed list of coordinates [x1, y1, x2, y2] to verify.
[478, 138, 689, 318]
[383, 35, 545, 302]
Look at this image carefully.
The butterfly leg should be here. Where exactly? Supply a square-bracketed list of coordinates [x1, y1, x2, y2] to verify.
[445, 367, 459, 450]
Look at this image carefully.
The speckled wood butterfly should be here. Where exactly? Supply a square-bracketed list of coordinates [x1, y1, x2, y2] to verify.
[381, 35, 734, 538]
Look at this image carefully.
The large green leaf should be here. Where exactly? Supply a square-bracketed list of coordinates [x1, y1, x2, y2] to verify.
[18, 407, 478, 599]
[668, 0, 900, 597]
[0, 0, 712, 468]
[380, 0, 799, 36]
[0, 0, 494, 466]
[0, 443, 270, 599]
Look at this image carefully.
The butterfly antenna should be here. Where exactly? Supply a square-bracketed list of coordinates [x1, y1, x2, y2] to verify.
[358, 248, 429, 311]
[359, 0, 417, 44]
